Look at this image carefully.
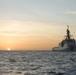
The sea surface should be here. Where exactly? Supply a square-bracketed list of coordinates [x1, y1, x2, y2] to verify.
[0, 50, 76, 75]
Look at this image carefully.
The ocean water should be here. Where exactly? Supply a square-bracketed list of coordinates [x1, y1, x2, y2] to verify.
[0, 50, 76, 75]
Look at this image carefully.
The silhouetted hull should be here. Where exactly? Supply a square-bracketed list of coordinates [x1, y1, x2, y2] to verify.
[52, 46, 76, 52]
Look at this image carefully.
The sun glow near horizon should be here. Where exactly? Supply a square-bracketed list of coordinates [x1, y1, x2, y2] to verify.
[7, 48, 10, 51]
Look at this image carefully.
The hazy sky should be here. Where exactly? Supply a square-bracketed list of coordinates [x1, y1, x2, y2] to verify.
[0, 0, 76, 50]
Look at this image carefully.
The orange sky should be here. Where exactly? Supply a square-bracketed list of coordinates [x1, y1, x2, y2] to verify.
[0, 20, 76, 50]
[0, 35, 59, 50]
[0, 23, 75, 50]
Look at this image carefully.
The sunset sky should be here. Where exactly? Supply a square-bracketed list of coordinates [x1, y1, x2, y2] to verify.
[0, 0, 76, 50]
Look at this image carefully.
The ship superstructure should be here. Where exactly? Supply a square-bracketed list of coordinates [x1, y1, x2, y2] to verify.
[52, 26, 76, 51]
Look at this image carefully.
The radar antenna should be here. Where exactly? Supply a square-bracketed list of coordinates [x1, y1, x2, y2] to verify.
[67, 25, 69, 30]
[66, 25, 70, 39]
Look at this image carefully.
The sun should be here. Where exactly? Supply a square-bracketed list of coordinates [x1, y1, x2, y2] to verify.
[7, 48, 10, 51]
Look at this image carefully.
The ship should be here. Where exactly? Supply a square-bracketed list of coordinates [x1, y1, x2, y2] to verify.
[52, 25, 76, 51]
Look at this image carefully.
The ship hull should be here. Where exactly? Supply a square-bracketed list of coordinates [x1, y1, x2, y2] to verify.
[52, 46, 76, 52]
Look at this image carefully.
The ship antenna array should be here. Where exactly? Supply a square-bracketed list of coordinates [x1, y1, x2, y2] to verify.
[67, 25, 69, 30]
[66, 25, 72, 39]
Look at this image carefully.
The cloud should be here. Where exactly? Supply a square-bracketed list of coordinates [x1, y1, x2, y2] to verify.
[65, 11, 76, 14]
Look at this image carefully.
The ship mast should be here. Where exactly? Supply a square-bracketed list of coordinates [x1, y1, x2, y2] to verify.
[66, 25, 71, 39]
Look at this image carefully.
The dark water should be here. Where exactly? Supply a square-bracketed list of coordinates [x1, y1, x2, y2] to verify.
[0, 50, 76, 75]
